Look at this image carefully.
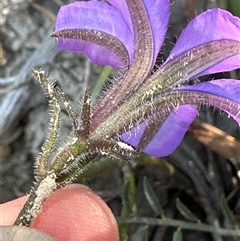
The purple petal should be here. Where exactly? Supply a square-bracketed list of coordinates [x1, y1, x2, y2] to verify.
[122, 105, 198, 157]
[179, 79, 240, 124]
[55, 1, 134, 67]
[155, 40, 239, 88]
[143, 0, 170, 62]
[57, 39, 125, 68]
[109, 0, 170, 63]
[107, 0, 133, 34]
[166, 8, 240, 75]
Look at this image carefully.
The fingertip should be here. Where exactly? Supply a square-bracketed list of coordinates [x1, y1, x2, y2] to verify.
[31, 184, 119, 241]
[0, 196, 28, 225]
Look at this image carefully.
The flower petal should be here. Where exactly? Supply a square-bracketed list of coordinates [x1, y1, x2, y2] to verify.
[91, 0, 156, 133]
[121, 105, 198, 157]
[55, 1, 134, 67]
[166, 8, 240, 75]
[143, 0, 170, 62]
[107, 0, 133, 33]
[153, 40, 239, 88]
[179, 79, 240, 124]
[109, 0, 170, 63]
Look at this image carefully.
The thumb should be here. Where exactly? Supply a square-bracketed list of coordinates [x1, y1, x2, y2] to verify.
[1, 184, 119, 241]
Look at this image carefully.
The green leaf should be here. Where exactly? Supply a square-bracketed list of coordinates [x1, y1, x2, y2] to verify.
[117, 216, 240, 237]
[140, 227, 149, 241]
[119, 165, 136, 241]
[176, 198, 199, 222]
[220, 195, 239, 229]
[121, 165, 135, 214]
[91, 66, 113, 103]
[143, 176, 164, 217]
[172, 229, 182, 241]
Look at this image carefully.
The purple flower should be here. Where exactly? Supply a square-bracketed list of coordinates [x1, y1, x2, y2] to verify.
[53, 0, 240, 157]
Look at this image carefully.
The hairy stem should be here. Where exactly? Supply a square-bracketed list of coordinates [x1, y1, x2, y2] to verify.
[14, 174, 57, 226]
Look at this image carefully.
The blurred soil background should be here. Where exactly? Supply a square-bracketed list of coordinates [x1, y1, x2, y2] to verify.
[0, 0, 239, 240]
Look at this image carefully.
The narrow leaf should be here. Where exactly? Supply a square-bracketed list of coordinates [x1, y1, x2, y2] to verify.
[119, 165, 135, 241]
[143, 176, 164, 217]
[121, 165, 135, 215]
[220, 195, 239, 229]
[176, 198, 199, 222]
[172, 229, 183, 241]
[140, 227, 149, 241]
[117, 217, 240, 237]
[91, 66, 113, 103]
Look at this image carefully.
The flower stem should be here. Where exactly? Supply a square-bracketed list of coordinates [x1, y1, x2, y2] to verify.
[14, 174, 57, 226]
